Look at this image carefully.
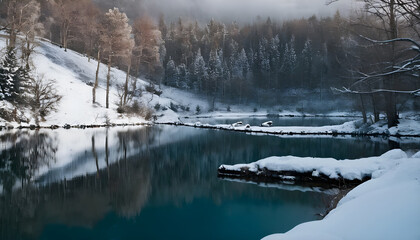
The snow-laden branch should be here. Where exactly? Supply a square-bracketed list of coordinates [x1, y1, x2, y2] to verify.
[331, 87, 420, 96]
[349, 59, 420, 88]
[359, 35, 420, 53]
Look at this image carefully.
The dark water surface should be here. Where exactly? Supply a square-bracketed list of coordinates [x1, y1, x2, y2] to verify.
[0, 123, 417, 240]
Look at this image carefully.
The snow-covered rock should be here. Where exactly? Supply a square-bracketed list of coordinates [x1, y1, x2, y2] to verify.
[261, 121, 273, 127]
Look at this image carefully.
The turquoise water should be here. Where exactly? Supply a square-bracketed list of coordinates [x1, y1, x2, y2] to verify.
[0, 124, 411, 240]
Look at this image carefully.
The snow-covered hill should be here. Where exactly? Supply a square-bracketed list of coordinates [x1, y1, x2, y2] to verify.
[0, 36, 212, 126]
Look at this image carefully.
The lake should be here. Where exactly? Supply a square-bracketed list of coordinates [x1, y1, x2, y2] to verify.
[0, 122, 418, 240]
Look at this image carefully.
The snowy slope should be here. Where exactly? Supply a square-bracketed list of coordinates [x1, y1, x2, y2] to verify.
[262, 151, 420, 240]
[0, 36, 212, 126]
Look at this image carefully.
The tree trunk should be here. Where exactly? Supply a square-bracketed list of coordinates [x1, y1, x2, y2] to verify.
[384, 85, 398, 127]
[371, 94, 380, 122]
[106, 55, 112, 109]
[60, 22, 65, 48]
[7, 4, 16, 48]
[92, 50, 101, 104]
[9, 29, 16, 48]
[123, 61, 131, 106]
[360, 95, 367, 124]
[385, 0, 399, 128]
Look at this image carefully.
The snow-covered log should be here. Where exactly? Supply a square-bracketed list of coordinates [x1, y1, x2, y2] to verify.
[218, 149, 408, 188]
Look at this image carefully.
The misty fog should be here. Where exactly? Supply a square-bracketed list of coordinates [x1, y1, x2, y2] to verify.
[142, 0, 356, 22]
[96, 0, 357, 22]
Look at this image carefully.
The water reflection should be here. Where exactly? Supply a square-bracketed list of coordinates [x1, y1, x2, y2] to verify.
[0, 125, 418, 240]
[0, 131, 58, 193]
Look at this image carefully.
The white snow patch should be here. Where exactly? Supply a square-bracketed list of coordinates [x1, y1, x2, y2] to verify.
[263, 151, 420, 240]
[220, 149, 407, 181]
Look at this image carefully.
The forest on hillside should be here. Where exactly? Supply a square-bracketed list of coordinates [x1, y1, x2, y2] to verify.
[0, 0, 419, 127]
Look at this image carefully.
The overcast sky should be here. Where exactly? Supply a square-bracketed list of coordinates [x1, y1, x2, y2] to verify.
[139, 0, 358, 22]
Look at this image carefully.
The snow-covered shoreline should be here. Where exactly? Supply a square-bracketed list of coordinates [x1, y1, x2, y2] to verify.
[2, 117, 420, 139]
[218, 150, 408, 187]
[260, 150, 420, 240]
[162, 118, 420, 137]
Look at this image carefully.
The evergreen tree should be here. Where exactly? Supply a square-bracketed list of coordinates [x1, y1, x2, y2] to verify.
[238, 48, 250, 80]
[177, 63, 190, 89]
[258, 38, 270, 87]
[299, 39, 313, 87]
[0, 47, 22, 101]
[165, 58, 179, 87]
[208, 49, 222, 94]
[192, 49, 208, 92]
[270, 35, 281, 87]
[281, 36, 297, 86]
[221, 61, 231, 98]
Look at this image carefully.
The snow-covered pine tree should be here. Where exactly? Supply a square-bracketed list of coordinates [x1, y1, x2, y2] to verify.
[247, 48, 255, 72]
[281, 36, 297, 84]
[192, 49, 207, 92]
[165, 58, 179, 87]
[0, 47, 22, 101]
[177, 63, 190, 89]
[270, 35, 281, 87]
[258, 38, 271, 87]
[238, 48, 250, 80]
[221, 61, 231, 97]
[208, 48, 222, 93]
[289, 36, 297, 72]
[300, 39, 313, 87]
[207, 48, 222, 109]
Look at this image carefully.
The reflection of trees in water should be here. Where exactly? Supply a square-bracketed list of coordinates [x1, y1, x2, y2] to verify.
[0, 131, 58, 240]
[0, 127, 156, 239]
[0, 131, 57, 193]
[109, 127, 155, 218]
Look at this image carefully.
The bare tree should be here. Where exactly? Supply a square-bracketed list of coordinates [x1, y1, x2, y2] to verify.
[3, 0, 41, 49]
[132, 16, 162, 78]
[19, 0, 44, 69]
[334, 0, 420, 127]
[122, 46, 134, 106]
[78, 2, 101, 62]
[28, 74, 62, 125]
[100, 8, 134, 109]
[51, 0, 90, 51]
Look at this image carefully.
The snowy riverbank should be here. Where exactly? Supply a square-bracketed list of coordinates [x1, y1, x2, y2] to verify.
[170, 117, 420, 137]
[259, 150, 420, 240]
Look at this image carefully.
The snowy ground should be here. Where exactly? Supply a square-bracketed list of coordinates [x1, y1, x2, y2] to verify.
[181, 118, 420, 137]
[260, 150, 420, 240]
